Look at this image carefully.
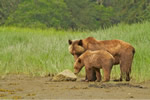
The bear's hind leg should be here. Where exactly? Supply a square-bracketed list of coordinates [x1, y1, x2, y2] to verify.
[103, 65, 112, 82]
[120, 51, 134, 81]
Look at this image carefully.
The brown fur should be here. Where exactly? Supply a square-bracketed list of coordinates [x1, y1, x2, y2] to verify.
[74, 50, 115, 82]
[69, 37, 135, 81]
[68, 39, 97, 81]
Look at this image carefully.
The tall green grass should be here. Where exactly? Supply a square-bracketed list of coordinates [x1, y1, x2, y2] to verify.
[0, 22, 150, 82]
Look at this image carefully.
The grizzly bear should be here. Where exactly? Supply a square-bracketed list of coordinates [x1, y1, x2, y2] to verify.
[68, 37, 135, 81]
[74, 50, 115, 82]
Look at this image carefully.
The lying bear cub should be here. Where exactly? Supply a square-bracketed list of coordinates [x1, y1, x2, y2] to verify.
[74, 50, 115, 82]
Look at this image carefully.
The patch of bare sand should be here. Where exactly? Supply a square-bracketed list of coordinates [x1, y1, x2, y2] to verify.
[0, 75, 150, 99]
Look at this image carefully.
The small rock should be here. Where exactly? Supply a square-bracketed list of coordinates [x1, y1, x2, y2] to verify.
[52, 69, 77, 82]
[129, 96, 134, 98]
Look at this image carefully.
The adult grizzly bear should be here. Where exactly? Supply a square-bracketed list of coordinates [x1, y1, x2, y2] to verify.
[74, 50, 115, 82]
[68, 37, 135, 81]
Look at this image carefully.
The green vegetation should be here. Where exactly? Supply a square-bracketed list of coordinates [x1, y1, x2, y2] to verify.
[0, 0, 150, 30]
[0, 22, 150, 82]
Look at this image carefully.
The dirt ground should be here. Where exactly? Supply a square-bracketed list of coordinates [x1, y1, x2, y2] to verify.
[0, 75, 150, 99]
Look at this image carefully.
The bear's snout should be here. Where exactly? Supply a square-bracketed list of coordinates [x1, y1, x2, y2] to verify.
[74, 69, 79, 75]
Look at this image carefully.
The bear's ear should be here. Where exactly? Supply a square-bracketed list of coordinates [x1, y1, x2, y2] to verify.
[78, 58, 81, 63]
[68, 40, 72, 45]
[78, 40, 83, 46]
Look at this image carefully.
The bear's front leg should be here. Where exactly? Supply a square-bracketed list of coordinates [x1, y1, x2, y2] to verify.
[94, 68, 101, 82]
[85, 67, 94, 82]
[85, 68, 96, 81]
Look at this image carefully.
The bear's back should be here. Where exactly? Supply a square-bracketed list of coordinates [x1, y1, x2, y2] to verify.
[81, 50, 114, 68]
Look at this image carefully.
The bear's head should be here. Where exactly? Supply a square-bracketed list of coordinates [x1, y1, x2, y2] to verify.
[68, 39, 85, 60]
[74, 58, 84, 74]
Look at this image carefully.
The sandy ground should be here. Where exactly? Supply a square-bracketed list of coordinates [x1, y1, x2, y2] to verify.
[0, 75, 150, 99]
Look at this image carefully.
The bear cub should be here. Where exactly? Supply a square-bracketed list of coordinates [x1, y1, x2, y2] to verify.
[74, 50, 115, 82]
